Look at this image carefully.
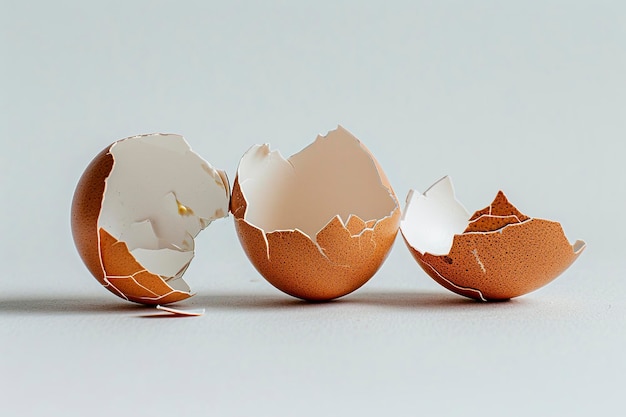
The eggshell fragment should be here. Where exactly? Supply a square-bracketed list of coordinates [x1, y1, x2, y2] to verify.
[400, 176, 585, 301]
[156, 305, 205, 317]
[231, 126, 400, 301]
[71, 133, 230, 305]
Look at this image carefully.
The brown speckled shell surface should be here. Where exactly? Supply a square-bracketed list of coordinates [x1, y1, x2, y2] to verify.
[71, 147, 113, 284]
[405, 219, 582, 300]
[402, 190, 584, 301]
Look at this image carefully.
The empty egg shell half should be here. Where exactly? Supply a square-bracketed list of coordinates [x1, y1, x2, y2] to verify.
[230, 126, 400, 301]
[400, 176, 586, 301]
[71, 133, 230, 305]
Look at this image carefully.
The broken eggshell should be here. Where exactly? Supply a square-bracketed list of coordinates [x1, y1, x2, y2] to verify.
[71, 133, 230, 305]
[230, 126, 401, 301]
[400, 176, 585, 301]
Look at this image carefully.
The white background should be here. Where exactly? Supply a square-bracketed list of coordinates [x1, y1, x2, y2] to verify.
[1, 1, 624, 416]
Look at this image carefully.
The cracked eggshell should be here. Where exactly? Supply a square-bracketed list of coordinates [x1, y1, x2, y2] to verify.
[231, 126, 400, 301]
[71, 133, 230, 305]
[400, 176, 586, 301]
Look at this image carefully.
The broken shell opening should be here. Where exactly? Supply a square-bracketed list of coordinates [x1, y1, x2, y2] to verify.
[231, 126, 401, 301]
[237, 126, 397, 238]
[400, 176, 470, 255]
[98, 134, 230, 293]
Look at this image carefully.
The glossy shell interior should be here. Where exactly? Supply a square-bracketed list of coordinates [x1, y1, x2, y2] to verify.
[231, 126, 400, 301]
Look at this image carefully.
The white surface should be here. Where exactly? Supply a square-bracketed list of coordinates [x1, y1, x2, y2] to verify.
[1, 1, 624, 416]
[101, 134, 228, 281]
[238, 126, 395, 236]
[401, 176, 471, 255]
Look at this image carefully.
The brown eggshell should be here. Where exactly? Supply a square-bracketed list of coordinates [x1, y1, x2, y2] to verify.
[464, 214, 521, 233]
[468, 191, 530, 222]
[71, 147, 113, 284]
[71, 133, 230, 305]
[98, 228, 192, 304]
[407, 219, 584, 300]
[401, 177, 585, 301]
[231, 126, 400, 301]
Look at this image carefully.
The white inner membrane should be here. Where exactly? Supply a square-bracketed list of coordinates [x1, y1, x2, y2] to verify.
[401, 176, 470, 255]
[238, 126, 397, 238]
[98, 134, 229, 291]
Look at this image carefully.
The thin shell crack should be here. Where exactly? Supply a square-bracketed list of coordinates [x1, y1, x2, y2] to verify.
[470, 249, 487, 273]
[420, 258, 487, 302]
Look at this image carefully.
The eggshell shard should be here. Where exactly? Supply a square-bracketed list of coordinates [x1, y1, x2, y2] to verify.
[71, 133, 230, 305]
[400, 176, 586, 301]
[156, 305, 205, 317]
[231, 126, 400, 301]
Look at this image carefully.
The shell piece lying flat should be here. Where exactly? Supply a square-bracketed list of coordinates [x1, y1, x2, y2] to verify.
[156, 305, 205, 317]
